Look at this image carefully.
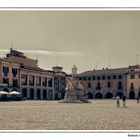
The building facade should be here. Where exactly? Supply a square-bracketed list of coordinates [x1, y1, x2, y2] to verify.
[1, 49, 140, 100]
[77, 65, 140, 99]
[126, 65, 140, 99]
[20, 66, 54, 100]
[0, 57, 20, 92]
[52, 66, 67, 100]
[0, 48, 54, 100]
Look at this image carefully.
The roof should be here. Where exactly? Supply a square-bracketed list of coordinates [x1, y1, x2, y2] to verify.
[6, 49, 26, 58]
[11, 49, 24, 55]
[78, 67, 129, 77]
[20, 66, 53, 74]
[0, 57, 20, 65]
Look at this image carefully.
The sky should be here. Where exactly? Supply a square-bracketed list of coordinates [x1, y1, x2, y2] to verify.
[0, 11, 140, 73]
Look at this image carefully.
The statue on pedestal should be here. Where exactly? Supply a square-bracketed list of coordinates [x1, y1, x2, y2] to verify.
[59, 65, 90, 103]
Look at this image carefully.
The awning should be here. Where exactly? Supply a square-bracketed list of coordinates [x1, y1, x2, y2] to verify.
[9, 91, 21, 95]
[0, 91, 9, 95]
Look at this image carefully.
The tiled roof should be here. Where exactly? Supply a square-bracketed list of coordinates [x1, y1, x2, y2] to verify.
[0, 57, 19, 64]
[20, 65, 53, 73]
[78, 67, 129, 76]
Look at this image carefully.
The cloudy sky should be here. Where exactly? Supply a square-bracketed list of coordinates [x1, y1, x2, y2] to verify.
[0, 11, 140, 73]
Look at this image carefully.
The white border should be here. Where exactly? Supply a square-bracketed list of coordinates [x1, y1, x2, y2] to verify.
[0, 0, 140, 7]
[0, 7, 140, 140]
[0, 8, 140, 11]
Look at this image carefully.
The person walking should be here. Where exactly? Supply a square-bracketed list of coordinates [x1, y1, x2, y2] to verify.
[116, 95, 120, 107]
[122, 94, 126, 107]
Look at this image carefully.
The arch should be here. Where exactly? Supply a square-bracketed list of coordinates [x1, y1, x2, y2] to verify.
[129, 90, 135, 99]
[116, 92, 123, 99]
[22, 88, 27, 98]
[48, 89, 53, 99]
[105, 92, 113, 99]
[43, 89, 47, 100]
[87, 92, 93, 99]
[55, 93, 59, 100]
[36, 89, 41, 100]
[95, 92, 103, 99]
[29, 88, 34, 100]
[2, 88, 9, 92]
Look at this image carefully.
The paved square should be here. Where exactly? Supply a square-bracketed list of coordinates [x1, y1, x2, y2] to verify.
[0, 100, 140, 130]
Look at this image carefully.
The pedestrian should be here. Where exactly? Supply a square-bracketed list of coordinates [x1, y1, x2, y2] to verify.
[137, 96, 139, 103]
[122, 94, 126, 107]
[116, 95, 120, 107]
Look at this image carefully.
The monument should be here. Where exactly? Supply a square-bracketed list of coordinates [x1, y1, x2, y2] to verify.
[60, 65, 90, 103]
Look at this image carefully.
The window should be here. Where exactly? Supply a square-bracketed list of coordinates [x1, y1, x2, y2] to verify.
[79, 77, 82, 80]
[61, 77, 65, 80]
[119, 75, 122, 79]
[55, 81, 58, 85]
[88, 82, 91, 88]
[36, 76, 41, 86]
[3, 66, 9, 76]
[61, 82, 65, 86]
[97, 76, 100, 80]
[84, 77, 86, 81]
[54, 77, 57, 80]
[96, 82, 101, 90]
[102, 76, 105, 80]
[21, 74, 27, 85]
[108, 81, 111, 88]
[130, 83, 134, 90]
[88, 77, 91, 81]
[48, 78, 53, 87]
[29, 75, 34, 86]
[130, 74, 135, 79]
[13, 79, 18, 87]
[113, 75, 116, 79]
[3, 78, 9, 84]
[108, 76, 111, 80]
[92, 76, 95, 80]
[118, 81, 122, 90]
[42, 77, 47, 87]
[12, 68, 18, 77]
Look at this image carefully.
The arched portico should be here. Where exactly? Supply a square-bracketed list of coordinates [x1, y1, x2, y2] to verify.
[129, 90, 135, 99]
[22, 88, 27, 98]
[95, 92, 103, 99]
[105, 92, 113, 99]
[36, 89, 41, 100]
[87, 92, 93, 99]
[43, 89, 47, 100]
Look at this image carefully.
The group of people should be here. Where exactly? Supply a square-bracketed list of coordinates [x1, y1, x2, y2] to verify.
[116, 94, 140, 108]
[116, 94, 126, 107]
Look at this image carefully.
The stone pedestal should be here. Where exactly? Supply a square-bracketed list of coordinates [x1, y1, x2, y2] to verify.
[59, 78, 90, 103]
